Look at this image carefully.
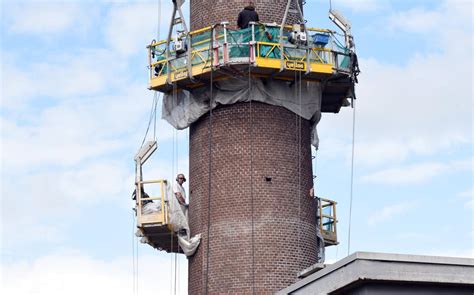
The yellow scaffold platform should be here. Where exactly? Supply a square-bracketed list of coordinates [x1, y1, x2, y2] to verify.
[318, 197, 338, 246]
[135, 179, 182, 254]
[147, 22, 355, 113]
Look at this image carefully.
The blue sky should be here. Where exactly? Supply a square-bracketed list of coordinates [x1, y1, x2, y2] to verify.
[1, 0, 472, 294]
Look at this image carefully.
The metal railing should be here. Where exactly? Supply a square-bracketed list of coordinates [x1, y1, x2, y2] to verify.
[147, 22, 351, 85]
[318, 197, 338, 245]
[136, 179, 168, 227]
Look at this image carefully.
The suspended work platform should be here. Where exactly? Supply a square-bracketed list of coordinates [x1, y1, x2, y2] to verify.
[318, 197, 338, 246]
[135, 179, 182, 254]
[147, 22, 356, 113]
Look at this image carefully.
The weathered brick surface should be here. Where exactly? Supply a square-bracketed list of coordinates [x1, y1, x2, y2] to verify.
[189, 102, 316, 294]
[188, 1, 313, 294]
[190, 0, 304, 30]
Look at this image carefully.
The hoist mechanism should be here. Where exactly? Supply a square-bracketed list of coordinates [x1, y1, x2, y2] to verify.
[165, 0, 195, 83]
[329, 9, 353, 49]
[279, 0, 309, 72]
[328, 8, 360, 93]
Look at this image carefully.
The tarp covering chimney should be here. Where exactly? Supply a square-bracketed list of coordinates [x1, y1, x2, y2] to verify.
[162, 77, 323, 148]
[166, 183, 201, 257]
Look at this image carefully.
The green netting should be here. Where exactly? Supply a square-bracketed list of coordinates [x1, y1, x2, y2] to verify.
[191, 31, 211, 48]
[334, 42, 350, 69]
[255, 26, 281, 58]
[189, 32, 212, 67]
[227, 28, 252, 58]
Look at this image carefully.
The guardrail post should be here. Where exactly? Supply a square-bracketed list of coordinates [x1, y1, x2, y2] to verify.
[212, 26, 219, 67]
[222, 22, 229, 64]
[249, 22, 256, 64]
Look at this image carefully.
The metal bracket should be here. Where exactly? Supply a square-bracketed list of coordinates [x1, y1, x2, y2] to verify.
[279, 0, 308, 72]
[166, 0, 196, 84]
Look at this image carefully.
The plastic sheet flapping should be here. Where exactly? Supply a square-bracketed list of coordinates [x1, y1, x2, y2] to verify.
[141, 202, 161, 215]
[166, 183, 201, 257]
[316, 226, 326, 263]
[315, 197, 325, 263]
[162, 77, 322, 148]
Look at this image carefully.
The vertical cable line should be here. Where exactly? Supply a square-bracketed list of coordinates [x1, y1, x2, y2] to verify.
[347, 99, 356, 256]
[298, 70, 302, 267]
[136, 236, 139, 295]
[248, 61, 255, 295]
[170, 82, 177, 295]
[173, 253, 177, 295]
[157, 0, 161, 40]
[204, 35, 215, 294]
[132, 213, 136, 295]
[141, 92, 158, 147]
[298, 72, 304, 268]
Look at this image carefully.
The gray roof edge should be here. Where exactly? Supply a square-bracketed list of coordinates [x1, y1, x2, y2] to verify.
[353, 251, 474, 266]
[277, 252, 361, 294]
[276, 251, 474, 295]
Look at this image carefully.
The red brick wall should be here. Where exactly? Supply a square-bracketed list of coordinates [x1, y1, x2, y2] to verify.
[190, 0, 303, 30]
[188, 102, 316, 294]
[188, 1, 313, 294]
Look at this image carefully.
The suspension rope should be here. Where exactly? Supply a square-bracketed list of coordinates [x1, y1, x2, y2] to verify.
[347, 99, 356, 256]
[204, 34, 215, 294]
[248, 59, 256, 295]
[140, 92, 159, 147]
[132, 212, 136, 295]
[170, 81, 178, 295]
[157, 0, 161, 40]
[136, 235, 139, 295]
[177, 254, 180, 295]
[154, 94, 158, 141]
[174, 253, 177, 295]
[298, 70, 302, 267]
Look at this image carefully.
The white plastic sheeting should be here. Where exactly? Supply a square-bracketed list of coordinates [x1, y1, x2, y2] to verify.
[141, 202, 161, 215]
[162, 77, 323, 147]
[166, 183, 201, 257]
[167, 183, 189, 234]
[178, 234, 202, 257]
[315, 197, 325, 263]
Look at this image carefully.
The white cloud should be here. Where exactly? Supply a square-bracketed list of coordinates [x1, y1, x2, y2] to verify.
[1, 84, 170, 171]
[1, 252, 188, 295]
[367, 201, 417, 226]
[1, 161, 130, 219]
[331, 0, 388, 12]
[388, 8, 442, 33]
[458, 188, 474, 198]
[104, 2, 173, 56]
[5, 3, 93, 35]
[319, 0, 473, 167]
[458, 188, 474, 210]
[2, 49, 129, 109]
[360, 158, 472, 184]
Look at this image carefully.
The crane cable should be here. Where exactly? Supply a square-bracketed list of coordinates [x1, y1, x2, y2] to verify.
[347, 99, 356, 256]
[170, 81, 180, 295]
[204, 29, 215, 294]
[298, 70, 302, 268]
[291, 68, 303, 268]
[248, 54, 256, 295]
[132, 212, 136, 295]
[140, 91, 159, 148]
